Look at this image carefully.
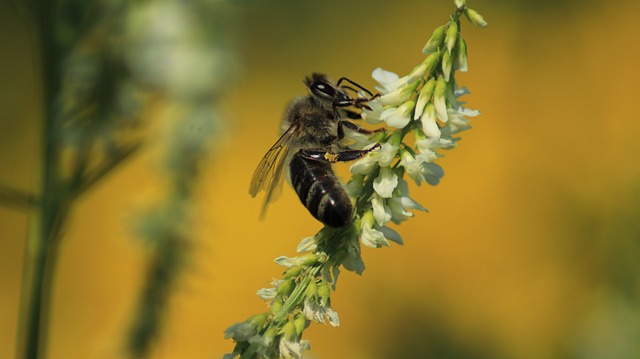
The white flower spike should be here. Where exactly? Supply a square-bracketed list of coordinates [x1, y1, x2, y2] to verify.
[225, 2, 486, 357]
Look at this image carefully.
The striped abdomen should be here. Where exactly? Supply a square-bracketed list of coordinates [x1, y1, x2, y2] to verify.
[289, 152, 352, 227]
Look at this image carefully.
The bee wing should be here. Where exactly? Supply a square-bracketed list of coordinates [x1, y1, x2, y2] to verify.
[249, 123, 300, 218]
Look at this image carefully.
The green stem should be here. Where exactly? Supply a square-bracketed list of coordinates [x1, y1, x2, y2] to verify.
[16, 1, 66, 357]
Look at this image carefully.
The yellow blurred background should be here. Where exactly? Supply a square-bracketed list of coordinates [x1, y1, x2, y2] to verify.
[2, 0, 640, 358]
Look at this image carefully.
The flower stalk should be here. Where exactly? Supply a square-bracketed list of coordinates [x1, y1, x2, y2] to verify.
[225, 2, 487, 358]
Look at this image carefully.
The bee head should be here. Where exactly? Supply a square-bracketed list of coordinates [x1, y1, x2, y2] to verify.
[305, 73, 350, 107]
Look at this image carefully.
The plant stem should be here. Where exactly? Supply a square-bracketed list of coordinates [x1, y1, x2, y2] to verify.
[16, 1, 66, 357]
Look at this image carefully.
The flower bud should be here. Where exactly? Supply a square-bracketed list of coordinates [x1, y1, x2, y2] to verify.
[248, 313, 269, 329]
[407, 62, 428, 84]
[442, 50, 453, 82]
[298, 253, 320, 266]
[276, 279, 294, 297]
[433, 76, 449, 123]
[422, 25, 446, 54]
[464, 8, 488, 28]
[414, 78, 436, 120]
[279, 321, 297, 341]
[454, 0, 466, 8]
[263, 326, 278, 342]
[305, 279, 318, 298]
[453, 36, 468, 72]
[284, 265, 303, 279]
[445, 22, 458, 54]
[293, 313, 308, 335]
[317, 281, 330, 306]
[269, 299, 283, 315]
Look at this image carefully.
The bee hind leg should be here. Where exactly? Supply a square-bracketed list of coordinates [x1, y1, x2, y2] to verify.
[298, 144, 381, 163]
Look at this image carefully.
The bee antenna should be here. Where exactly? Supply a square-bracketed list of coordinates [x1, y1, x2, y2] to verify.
[336, 77, 374, 97]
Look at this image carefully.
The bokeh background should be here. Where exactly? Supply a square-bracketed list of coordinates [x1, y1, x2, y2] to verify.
[2, 0, 640, 358]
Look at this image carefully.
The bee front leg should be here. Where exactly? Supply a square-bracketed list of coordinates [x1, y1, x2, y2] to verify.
[298, 144, 381, 163]
[337, 120, 385, 140]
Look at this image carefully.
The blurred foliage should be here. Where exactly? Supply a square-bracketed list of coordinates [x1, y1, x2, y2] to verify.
[3, 0, 230, 358]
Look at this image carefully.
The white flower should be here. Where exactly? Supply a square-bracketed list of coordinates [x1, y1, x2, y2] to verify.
[224, 322, 257, 341]
[279, 338, 310, 359]
[274, 253, 320, 267]
[378, 80, 420, 107]
[350, 143, 399, 175]
[303, 299, 340, 327]
[399, 151, 427, 185]
[372, 193, 392, 226]
[350, 153, 378, 175]
[421, 102, 441, 139]
[389, 179, 427, 223]
[380, 100, 415, 128]
[440, 102, 477, 136]
[346, 129, 378, 150]
[360, 211, 403, 247]
[415, 136, 455, 155]
[296, 236, 317, 253]
[373, 167, 398, 198]
[398, 151, 445, 187]
[361, 219, 390, 248]
[371, 68, 407, 94]
[448, 105, 480, 124]
[388, 196, 415, 223]
[248, 334, 274, 355]
[257, 286, 277, 301]
[376, 142, 399, 167]
[361, 99, 384, 124]
[455, 86, 471, 97]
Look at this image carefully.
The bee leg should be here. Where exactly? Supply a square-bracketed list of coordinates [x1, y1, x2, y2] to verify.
[343, 109, 363, 120]
[338, 120, 385, 140]
[299, 144, 381, 163]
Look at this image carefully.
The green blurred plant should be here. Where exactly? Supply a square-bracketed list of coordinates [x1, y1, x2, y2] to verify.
[224, 1, 487, 358]
[3, 1, 229, 358]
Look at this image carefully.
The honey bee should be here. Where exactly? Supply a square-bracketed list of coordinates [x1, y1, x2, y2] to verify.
[249, 73, 381, 227]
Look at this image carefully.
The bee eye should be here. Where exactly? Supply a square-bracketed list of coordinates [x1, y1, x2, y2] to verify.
[311, 81, 335, 98]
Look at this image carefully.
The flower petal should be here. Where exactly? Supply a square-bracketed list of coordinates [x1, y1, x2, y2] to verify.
[373, 167, 398, 198]
[372, 194, 392, 226]
[378, 226, 403, 245]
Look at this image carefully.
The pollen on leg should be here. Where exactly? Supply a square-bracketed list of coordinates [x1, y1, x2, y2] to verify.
[324, 152, 338, 162]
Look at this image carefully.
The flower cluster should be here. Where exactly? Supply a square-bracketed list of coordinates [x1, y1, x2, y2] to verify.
[225, 2, 487, 358]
